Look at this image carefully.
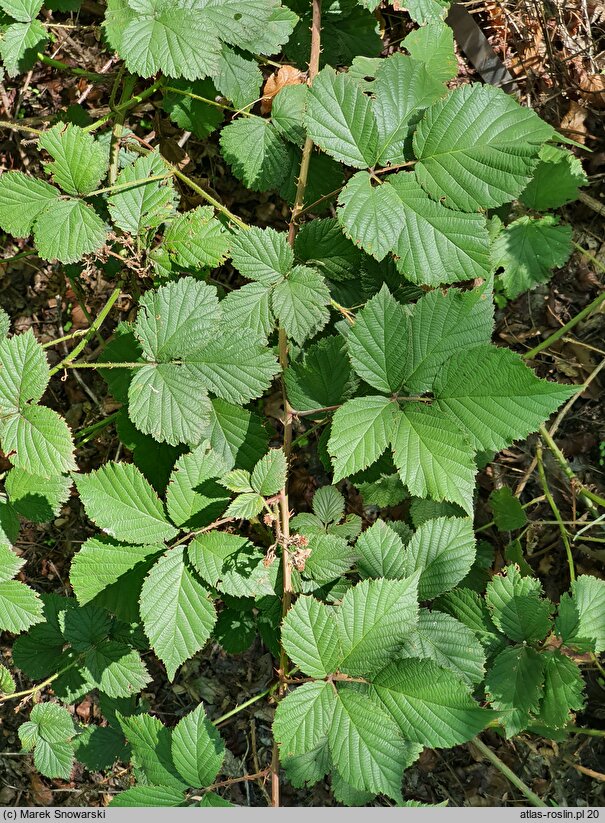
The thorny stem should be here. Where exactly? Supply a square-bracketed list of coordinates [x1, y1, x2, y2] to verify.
[0, 120, 43, 136]
[270, 0, 322, 809]
[87, 172, 172, 198]
[49, 284, 122, 377]
[536, 442, 576, 583]
[471, 738, 547, 807]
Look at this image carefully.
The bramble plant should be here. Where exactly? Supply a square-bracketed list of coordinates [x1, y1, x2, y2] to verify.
[0, 0, 603, 808]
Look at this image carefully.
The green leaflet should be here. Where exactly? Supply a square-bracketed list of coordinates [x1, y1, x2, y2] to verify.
[492, 215, 573, 299]
[413, 84, 554, 210]
[486, 565, 553, 643]
[140, 547, 216, 680]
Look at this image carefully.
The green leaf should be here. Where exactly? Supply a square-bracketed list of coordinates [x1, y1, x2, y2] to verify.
[164, 206, 229, 270]
[0, 664, 15, 695]
[206, 398, 269, 471]
[402, 282, 494, 393]
[328, 396, 398, 482]
[400, 609, 486, 686]
[294, 218, 362, 281]
[189, 331, 280, 406]
[0, 171, 59, 238]
[274, 681, 335, 763]
[279, 144, 345, 212]
[140, 547, 216, 680]
[373, 53, 445, 165]
[433, 345, 575, 452]
[486, 564, 553, 643]
[251, 448, 287, 496]
[188, 532, 275, 598]
[214, 607, 256, 654]
[413, 84, 554, 210]
[329, 686, 419, 802]
[0, 19, 48, 76]
[112, 0, 220, 80]
[0, 0, 42, 22]
[34, 739, 74, 780]
[272, 266, 330, 345]
[403, 21, 457, 84]
[75, 462, 177, 544]
[405, 0, 450, 23]
[2, 405, 76, 477]
[347, 285, 408, 393]
[230, 226, 292, 286]
[284, 335, 356, 414]
[306, 67, 378, 168]
[302, 534, 355, 584]
[84, 640, 151, 698]
[355, 520, 407, 580]
[520, 144, 588, 210]
[108, 151, 177, 236]
[224, 491, 264, 520]
[118, 713, 186, 789]
[332, 773, 375, 807]
[489, 486, 528, 531]
[534, 651, 585, 731]
[215, 44, 262, 110]
[0, 329, 49, 412]
[272, 83, 307, 147]
[0, 580, 43, 633]
[492, 216, 573, 299]
[19, 703, 75, 749]
[200, 0, 290, 54]
[403, 516, 475, 600]
[337, 171, 403, 261]
[570, 575, 605, 653]
[220, 282, 274, 343]
[162, 78, 224, 139]
[70, 537, 160, 605]
[33, 198, 107, 263]
[39, 124, 107, 196]
[0, 543, 25, 583]
[372, 658, 493, 747]
[337, 576, 419, 677]
[111, 787, 185, 807]
[6, 468, 72, 523]
[392, 405, 476, 515]
[312, 485, 345, 525]
[281, 596, 342, 678]
[485, 645, 544, 736]
[171, 704, 224, 788]
[220, 117, 288, 191]
[128, 365, 213, 447]
[388, 172, 491, 285]
[166, 443, 230, 529]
